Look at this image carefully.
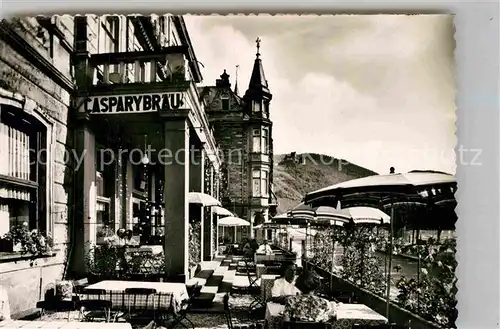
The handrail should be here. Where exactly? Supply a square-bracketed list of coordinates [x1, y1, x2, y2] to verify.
[89, 46, 189, 66]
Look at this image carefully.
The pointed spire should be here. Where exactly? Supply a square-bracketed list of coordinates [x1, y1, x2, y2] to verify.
[234, 65, 240, 96]
[246, 37, 271, 96]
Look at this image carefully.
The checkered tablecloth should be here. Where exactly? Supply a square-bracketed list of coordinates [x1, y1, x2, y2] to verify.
[83, 280, 188, 313]
[265, 302, 387, 329]
[0, 320, 132, 329]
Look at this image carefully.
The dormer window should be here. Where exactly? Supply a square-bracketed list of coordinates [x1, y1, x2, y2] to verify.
[221, 94, 229, 111]
[253, 100, 262, 112]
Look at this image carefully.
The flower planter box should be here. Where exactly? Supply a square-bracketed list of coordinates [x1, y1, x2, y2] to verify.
[304, 260, 445, 329]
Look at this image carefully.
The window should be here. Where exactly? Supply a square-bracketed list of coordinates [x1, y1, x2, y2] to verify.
[102, 16, 119, 53]
[252, 169, 269, 198]
[252, 129, 261, 153]
[263, 101, 270, 119]
[261, 171, 269, 197]
[221, 95, 230, 111]
[95, 148, 113, 242]
[158, 16, 166, 36]
[253, 100, 262, 112]
[262, 129, 269, 154]
[252, 170, 261, 197]
[0, 107, 47, 239]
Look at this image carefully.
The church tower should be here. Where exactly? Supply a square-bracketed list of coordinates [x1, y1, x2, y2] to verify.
[243, 37, 276, 235]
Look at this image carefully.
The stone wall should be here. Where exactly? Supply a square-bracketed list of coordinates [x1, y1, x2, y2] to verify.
[0, 17, 73, 316]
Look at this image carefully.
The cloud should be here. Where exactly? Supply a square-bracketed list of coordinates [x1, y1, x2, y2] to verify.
[184, 15, 456, 175]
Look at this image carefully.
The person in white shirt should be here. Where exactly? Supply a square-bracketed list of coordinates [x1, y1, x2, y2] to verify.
[256, 239, 274, 255]
[271, 262, 301, 303]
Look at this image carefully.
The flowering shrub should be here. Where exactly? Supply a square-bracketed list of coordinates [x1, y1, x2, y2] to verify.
[85, 244, 120, 276]
[96, 226, 115, 240]
[3, 223, 53, 256]
[395, 238, 457, 328]
[339, 227, 386, 295]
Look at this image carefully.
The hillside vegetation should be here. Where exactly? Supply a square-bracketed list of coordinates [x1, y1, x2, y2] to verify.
[273, 153, 378, 214]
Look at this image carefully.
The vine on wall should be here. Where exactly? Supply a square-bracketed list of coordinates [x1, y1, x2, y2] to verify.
[188, 222, 201, 268]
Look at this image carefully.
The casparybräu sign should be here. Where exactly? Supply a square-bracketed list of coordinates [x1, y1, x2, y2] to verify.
[83, 92, 185, 114]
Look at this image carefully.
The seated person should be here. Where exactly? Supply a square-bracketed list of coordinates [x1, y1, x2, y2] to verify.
[271, 262, 301, 304]
[284, 271, 337, 322]
[243, 239, 255, 259]
[256, 239, 273, 255]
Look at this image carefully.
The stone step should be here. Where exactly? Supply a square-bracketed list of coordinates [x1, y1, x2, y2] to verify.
[213, 266, 229, 277]
[200, 286, 219, 294]
[186, 277, 207, 287]
[222, 270, 237, 283]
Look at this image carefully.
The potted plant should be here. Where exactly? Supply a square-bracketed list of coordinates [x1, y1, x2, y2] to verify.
[2, 222, 53, 257]
[96, 226, 115, 245]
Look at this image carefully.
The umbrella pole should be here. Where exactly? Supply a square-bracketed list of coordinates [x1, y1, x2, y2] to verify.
[385, 202, 395, 320]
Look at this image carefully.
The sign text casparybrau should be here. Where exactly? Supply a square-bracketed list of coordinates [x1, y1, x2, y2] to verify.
[83, 92, 185, 114]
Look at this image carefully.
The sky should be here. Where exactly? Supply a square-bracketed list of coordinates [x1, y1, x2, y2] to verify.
[184, 15, 456, 175]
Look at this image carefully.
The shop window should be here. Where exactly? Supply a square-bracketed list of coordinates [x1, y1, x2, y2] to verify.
[0, 106, 47, 244]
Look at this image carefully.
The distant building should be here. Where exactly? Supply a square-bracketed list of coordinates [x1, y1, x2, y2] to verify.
[201, 40, 278, 240]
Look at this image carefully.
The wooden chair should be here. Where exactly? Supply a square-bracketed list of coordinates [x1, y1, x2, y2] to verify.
[36, 299, 76, 321]
[124, 288, 158, 328]
[223, 293, 233, 329]
[77, 288, 115, 322]
[168, 284, 198, 329]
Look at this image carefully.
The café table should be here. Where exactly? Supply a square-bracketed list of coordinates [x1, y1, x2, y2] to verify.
[0, 320, 132, 329]
[84, 280, 188, 313]
[265, 302, 387, 329]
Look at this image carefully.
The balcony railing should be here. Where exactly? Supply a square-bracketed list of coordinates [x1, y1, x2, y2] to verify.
[81, 46, 192, 89]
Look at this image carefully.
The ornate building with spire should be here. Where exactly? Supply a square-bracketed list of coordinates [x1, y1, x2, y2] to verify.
[199, 38, 277, 241]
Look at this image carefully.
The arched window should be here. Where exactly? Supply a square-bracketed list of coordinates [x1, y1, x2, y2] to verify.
[0, 105, 48, 237]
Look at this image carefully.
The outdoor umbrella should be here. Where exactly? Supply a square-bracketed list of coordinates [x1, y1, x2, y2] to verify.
[289, 203, 351, 225]
[302, 170, 457, 319]
[218, 216, 249, 244]
[188, 192, 221, 207]
[218, 216, 250, 227]
[341, 206, 391, 225]
[304, 170, 457, 208]
[213, 206, 233, 217]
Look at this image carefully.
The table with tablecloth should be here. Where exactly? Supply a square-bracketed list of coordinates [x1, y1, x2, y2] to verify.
[265, 302, 387, 329]
[84, 281, 188, 313]
[0, 320, 132, 329]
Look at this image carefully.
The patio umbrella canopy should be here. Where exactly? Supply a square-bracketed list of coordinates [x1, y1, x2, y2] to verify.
[213, 206, 233, 217]
[302, 170, 457, 320]
[289, 203, 351, 223]
[188, 192, 221, 207]
[304, 170, 457, 209]
[218, 216, 250, 227]
[341, 207, 391, 225]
